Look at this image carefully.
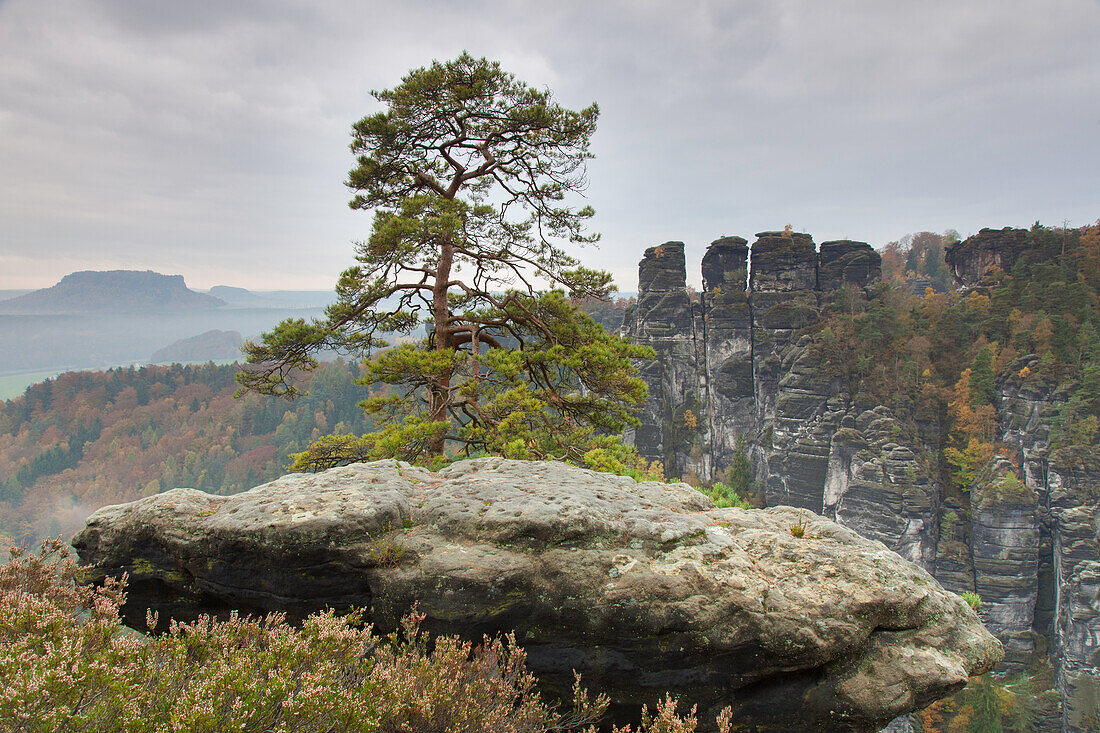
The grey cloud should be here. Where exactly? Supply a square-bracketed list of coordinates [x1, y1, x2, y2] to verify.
[1, 0, 1097, 291]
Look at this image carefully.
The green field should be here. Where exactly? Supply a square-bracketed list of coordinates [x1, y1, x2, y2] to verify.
[0, 371, 63, 401]
[0, 360, 245, 402]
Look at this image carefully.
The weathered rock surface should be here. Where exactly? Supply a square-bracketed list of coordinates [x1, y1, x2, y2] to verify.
[1048, 449, 1100, 731]
[702, 237, 755, 470]
[970, 457, 1040, 674]
[621, 229, 1100, 730]
[73, 458, 1001, 733]
[818, 241, 882, 292]
[623, 232, 881, 483]
[824, 408, 938, 572]
[622, 242, 708, 478]
[944, 227, 1030, 287]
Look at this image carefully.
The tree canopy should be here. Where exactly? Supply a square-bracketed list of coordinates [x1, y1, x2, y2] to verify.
[238, 54, 653, 470]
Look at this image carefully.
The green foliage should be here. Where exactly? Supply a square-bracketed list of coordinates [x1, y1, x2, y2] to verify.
[982, 471, 1035, 508]
[239, 55, 652, 470]
[964, 674, 1005, 733]
[789, 512, 808, 538]
[940, 510, 960, 540]
[921, 672, 1041, 733]
[960, 591, 982, 613]
[698, 439, 754, 509]
[969, 347, 996, 406]
[1000, 675, 1040, 733]
[365, 525, 407, 568]
[824, 224, 1100, 401]
[724, 439, 756, 499]
[1051, 388, 1100, 449]
[957, 673, 1040, 733]
[944, 438, 995, 492]
[1, 540, 731, 733]
[581, 435, 666, 482]
[812, 223, 1100, 503]
[699, 482, 750, 510]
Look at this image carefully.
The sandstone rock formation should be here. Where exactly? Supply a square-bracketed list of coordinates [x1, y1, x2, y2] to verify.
[622, 229, 1100, 730]
[1047, 448, 1100, 731]
[72, 458, 1001, 733]
[944, 227, 1031, 287]
[622, 231, 883, 486]
[622, 232, 937, 577]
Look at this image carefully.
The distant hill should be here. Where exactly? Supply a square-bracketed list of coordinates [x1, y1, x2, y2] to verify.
[150, 329, 243, 364]
[0, 271, 225, 314]
[207, 286, 276, 307]
[207, 286, 333, 309]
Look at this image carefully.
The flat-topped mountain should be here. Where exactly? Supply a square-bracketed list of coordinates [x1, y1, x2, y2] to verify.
[0, 270, 225, 314]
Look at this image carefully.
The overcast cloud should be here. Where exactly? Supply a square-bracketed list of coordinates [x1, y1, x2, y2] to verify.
[1, 0, 1097, 290]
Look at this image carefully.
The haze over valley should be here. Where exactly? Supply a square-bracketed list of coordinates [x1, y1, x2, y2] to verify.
[0, 269, 332, 396]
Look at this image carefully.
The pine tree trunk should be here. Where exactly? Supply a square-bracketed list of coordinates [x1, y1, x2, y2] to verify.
[427, 238, 455, 455]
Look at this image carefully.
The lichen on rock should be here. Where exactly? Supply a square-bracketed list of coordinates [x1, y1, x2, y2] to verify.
[74, 457, 1001, 733]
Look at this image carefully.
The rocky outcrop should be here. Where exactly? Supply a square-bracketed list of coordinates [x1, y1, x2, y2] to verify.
[944, 227, 1031, 287]
[621, 242, 708, 477]
[622, 232, 882, 484]
[622, 233, 935, 574]
[818, 241, 883, 292]
[622, 229, 1100, 731]
[749, 233, 834, 514]
[1047, 449, 1100, 731]
[991, 366, 1100, 729]
[823, 408, 938, 572]
[701, 237, 755, 472]
[73, 458, 1002, 733]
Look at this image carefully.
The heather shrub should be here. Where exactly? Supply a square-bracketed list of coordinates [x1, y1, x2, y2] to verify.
[1, 539, 731, 733]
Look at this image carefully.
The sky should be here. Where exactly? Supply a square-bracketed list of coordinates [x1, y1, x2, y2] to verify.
[1, 0, 1098, 291]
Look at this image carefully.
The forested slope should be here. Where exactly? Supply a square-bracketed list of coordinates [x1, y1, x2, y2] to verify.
[622, 221, 1100, 731]
[0, 296, 636, 547]
[0, 361, 374, 544]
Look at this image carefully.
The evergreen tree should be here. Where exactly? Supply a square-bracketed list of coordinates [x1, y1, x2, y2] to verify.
[969, 347, 996, 406]
[239, 54, 651, 467]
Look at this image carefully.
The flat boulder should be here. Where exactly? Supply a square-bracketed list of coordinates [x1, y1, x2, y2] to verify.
[73, 458, 1001, 732]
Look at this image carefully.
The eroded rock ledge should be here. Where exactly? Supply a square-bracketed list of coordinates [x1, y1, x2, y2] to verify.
[73, 458, 1001, 732]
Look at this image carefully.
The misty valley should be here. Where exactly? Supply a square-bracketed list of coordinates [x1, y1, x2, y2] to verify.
[0, 271, 333, 397]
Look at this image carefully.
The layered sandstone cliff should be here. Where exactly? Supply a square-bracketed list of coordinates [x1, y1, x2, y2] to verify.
[622, 228, 1100, 731]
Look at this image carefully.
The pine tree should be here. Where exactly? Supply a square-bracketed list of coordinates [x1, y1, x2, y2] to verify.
[238, 54, 651, 467]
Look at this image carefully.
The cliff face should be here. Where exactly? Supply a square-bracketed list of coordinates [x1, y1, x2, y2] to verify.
[624, 233, 882, 479]
[944, 227, 1032, 287]
[1047, 449, 1100, 731]
[622, 229, 1100, 731]
[625, 234, 939, 576]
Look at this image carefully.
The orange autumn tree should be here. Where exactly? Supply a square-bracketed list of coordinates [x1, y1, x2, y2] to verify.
[944, 368, 996, 491]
